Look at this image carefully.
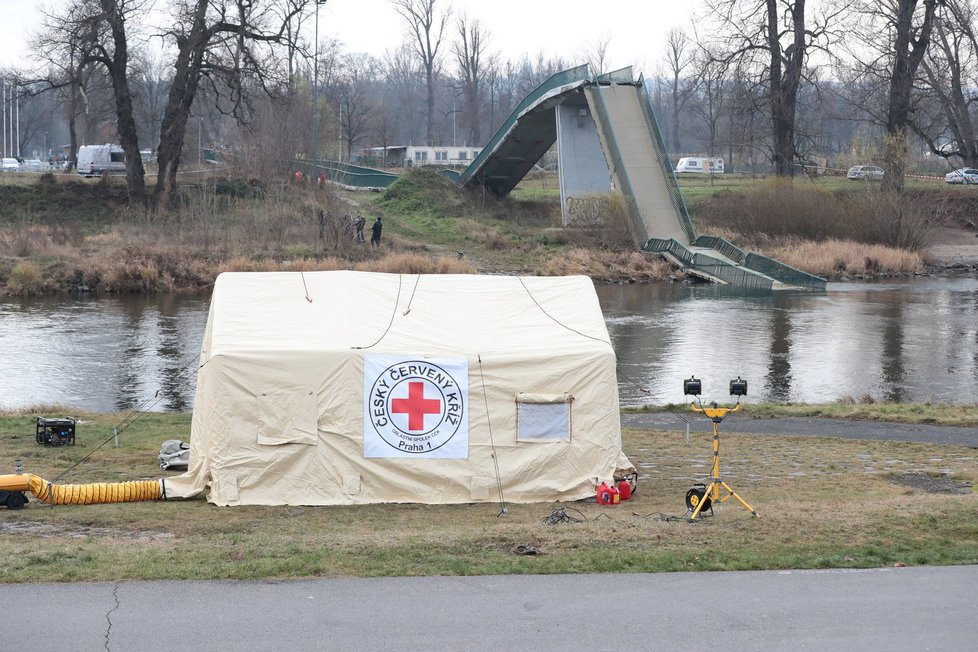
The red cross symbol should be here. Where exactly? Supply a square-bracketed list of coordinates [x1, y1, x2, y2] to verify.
[391, 381, 442, 431]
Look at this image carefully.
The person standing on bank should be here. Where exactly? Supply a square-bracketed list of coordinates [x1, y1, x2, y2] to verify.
[371, 216, 383, 246]
[354, 213, 366, 243]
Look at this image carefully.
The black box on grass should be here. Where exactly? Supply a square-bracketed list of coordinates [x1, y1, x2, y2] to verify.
[36, 417, 76, 446]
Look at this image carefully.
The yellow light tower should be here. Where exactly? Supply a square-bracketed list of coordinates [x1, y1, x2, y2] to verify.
[683, 376, 759, 522]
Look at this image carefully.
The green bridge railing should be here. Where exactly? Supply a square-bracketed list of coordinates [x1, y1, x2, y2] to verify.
[643, 238, 776, 290]
[744, 253, 827, 290]
[299, 159, 400, 189]
[459, 64, 591, 187]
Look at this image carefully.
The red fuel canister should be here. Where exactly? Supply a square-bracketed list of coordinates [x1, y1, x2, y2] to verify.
[610, 484, 620, 504]
[596, 482, 613, 505]
[617, 479, 632, 501]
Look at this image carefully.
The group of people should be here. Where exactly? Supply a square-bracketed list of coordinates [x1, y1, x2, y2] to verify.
[317, 210, 383, 246]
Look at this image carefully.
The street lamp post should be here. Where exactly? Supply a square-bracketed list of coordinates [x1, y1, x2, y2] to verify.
[311, 0, 327, 180]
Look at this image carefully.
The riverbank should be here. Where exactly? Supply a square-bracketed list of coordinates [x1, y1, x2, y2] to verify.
[1, 408, 975, 582]
[1, 170, 973, 297]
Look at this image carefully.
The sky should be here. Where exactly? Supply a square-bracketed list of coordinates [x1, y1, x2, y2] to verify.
[0, 0, 705, 74]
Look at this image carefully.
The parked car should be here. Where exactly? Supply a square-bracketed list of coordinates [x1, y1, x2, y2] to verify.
[847, 165, 884, 181]
[1, 157, 20, 171]
[945, 168, 978, 184]
[23, 159, 44, 170]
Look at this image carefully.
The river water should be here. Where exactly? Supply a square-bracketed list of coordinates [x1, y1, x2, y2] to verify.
[2, 276, 977, 412]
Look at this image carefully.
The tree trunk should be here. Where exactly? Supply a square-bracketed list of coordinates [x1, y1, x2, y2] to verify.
[102, 0, 145, 205]
[767, 0, 806, 177]
[152, 1, 207, 212]
[884, 0, 939, 194]
[66, 80, 79, 173]
[425, 65, 435, 146]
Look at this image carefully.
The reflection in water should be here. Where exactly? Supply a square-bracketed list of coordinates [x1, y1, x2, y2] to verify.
[766, 307, 792, 402]
[4, 277, 978, 412]
[598, 276, 978, 407]
[0, 294, 208, 413]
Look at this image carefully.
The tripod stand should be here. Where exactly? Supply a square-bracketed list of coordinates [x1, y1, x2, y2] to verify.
[687, 399, 759, 522]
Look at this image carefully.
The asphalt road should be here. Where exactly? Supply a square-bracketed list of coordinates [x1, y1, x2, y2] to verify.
[2, 566, 975, 651]
[622, 412, 978, 447]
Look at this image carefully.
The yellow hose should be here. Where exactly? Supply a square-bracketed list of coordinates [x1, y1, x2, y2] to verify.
[0, 473, 163, 505]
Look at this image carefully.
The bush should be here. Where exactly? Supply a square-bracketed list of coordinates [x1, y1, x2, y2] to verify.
[697, 181, 933, 251]
[5, 261, 43, 295]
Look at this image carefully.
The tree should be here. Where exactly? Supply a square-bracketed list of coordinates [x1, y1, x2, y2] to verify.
[392, 0, 450, 146]
[66, 0, 147, 203]
[153, 0, 309, 210]
[913, 1, 976, 166]
[705, 0, 844, 176]
[841, 0, 941, 192]
[30, 1, 92, 171]
[452, 12, 491, 146]
[662, 27, 699, 153]
[882, 0, 942, 192]
[579, 33, 612, 76]
[335, 53, 379, 160]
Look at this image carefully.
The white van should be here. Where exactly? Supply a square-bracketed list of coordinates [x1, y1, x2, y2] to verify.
[76, 144, 127, 177]
[675, 157, 724, 174]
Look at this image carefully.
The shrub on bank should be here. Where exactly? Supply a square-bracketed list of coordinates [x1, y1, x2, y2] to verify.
[6, 261, 43, 295]
[696, 180, 933, 251]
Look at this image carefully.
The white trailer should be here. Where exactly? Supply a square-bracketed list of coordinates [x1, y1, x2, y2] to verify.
[675, 157, 724, 174]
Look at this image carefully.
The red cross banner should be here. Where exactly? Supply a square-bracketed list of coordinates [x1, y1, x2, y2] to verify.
[363, 355, 469, 459]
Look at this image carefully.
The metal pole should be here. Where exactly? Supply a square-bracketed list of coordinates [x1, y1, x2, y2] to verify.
[311, 1, 323, 178]
[2, 80, 6, 157]
[15, 90, 19, 157]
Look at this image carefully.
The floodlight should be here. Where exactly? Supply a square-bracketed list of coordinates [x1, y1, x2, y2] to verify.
[729, 377, 748, 396]
[683, 376, 702, 396]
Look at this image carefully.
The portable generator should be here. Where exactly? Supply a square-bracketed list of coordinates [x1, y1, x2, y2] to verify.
[36, 417, 76, 446]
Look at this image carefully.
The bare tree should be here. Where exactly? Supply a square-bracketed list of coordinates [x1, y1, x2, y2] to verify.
[705, 0, 845, 176]
[841, 0, 941, 191]
[153, 0, 309, 210]
[452, 12, 491, 146]
[910, 1, 974, 166]
[74, 0, 148, 203]
[690, 49, 731, 159]
[392, 0, 450, 146]
[662, 27, 700, 153]
[579, 33, 612, 76]
[335, 53, 379, 160]
[383, 43, 425, 144]
[30, 1, 92, 171]
[130, 50, 171, 152]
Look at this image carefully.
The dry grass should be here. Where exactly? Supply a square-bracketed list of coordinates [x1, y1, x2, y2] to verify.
[696, 180, 934, 252]
[765, 238, 924, 277]
[540, 248, 681, 282]
[697, 226, 923, 278]
[0, 411, 975, 582]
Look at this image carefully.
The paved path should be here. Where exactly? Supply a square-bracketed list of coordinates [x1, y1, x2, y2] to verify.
[622, 412, 978, 447]
[1, 566, 975, 651]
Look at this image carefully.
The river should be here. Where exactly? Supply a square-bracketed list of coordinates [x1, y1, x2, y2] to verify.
[2, 276, 976, 412]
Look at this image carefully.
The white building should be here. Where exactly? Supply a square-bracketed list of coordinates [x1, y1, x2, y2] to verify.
[360, 145, 483, 168]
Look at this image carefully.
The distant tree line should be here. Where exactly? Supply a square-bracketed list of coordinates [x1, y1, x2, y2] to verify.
[0, 0, 975, 211]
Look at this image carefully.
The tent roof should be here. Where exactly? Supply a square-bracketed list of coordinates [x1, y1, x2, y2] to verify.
[208, 271, 613, 357]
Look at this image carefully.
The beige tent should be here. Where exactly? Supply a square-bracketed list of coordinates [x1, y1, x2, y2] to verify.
[165, 271, 632, 506]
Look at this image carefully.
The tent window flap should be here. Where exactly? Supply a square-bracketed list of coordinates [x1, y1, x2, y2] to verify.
[516, 393, 573, 442]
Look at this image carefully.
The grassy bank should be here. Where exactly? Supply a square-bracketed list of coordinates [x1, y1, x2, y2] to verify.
[626, 401, 978, 427]
[1, 409, 976, 582]
[4, 168, 969, 296]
